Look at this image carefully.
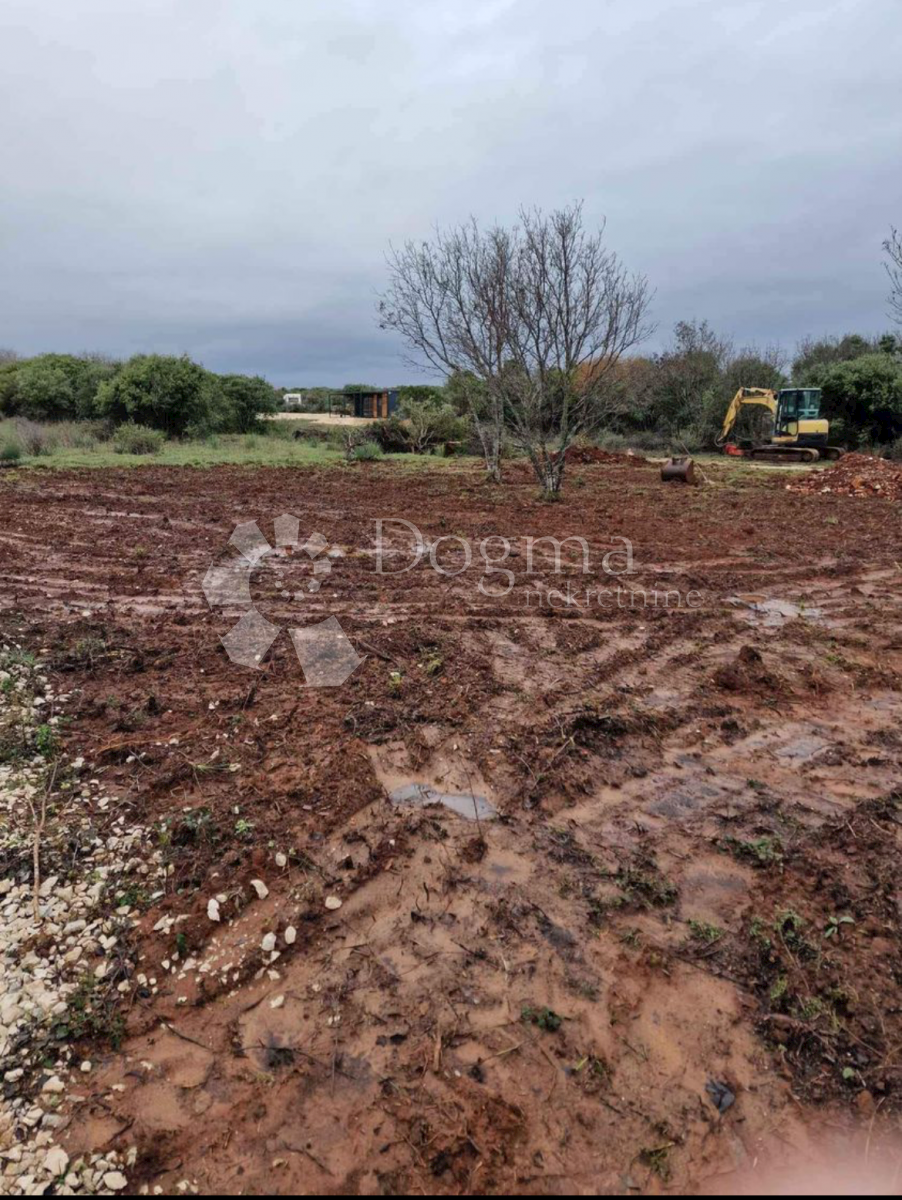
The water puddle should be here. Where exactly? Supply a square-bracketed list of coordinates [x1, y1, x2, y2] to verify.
[389, 782, 497, 822]
[725, 594, 823, 626]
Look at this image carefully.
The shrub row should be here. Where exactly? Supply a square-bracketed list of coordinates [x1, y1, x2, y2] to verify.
[0, 353, 279, 436]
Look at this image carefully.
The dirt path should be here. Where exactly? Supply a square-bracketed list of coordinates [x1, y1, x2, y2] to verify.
[1, 459, 901, 1193]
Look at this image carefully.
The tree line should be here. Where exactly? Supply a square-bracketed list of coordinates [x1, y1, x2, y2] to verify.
[0, 352, 279, 435]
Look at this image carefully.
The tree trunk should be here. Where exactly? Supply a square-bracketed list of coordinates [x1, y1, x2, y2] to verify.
[476, 417, 503, 483]
[530, 447, 565, 498]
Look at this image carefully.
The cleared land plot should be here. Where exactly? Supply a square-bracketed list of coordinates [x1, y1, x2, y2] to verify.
[1, 457, 901, 1193]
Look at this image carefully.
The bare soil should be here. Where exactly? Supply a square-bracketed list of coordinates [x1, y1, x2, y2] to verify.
[2, 458, 902, 1194]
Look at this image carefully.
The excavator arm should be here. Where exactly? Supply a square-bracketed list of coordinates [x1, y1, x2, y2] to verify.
[716, 387, 777, 446]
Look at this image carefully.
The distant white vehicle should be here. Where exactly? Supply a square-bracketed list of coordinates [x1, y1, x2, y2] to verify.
[283, 392, 303, 407]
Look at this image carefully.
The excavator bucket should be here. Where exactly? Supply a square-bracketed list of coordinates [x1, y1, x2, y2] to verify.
[661, 456, 698, 485]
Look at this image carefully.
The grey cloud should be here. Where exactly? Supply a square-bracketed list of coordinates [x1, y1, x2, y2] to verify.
[1, 0, 899, 385]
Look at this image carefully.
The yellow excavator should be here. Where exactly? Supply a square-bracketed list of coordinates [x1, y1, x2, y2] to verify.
[717, 386, 845, 463]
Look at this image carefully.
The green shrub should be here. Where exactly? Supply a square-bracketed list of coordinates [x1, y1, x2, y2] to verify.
[216, 374, 280, 433]
[373, 416, 413, 453]
[351, 440, 384, 462]
[401, 399, 468, 453]
[14, 354, 118, 421]
[0, 440, 22, 463]
[112, 423, 165, 455]
[98, 354, 215, 436]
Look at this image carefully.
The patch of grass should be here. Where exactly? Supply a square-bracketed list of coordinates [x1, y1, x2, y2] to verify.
[521, 1005, 563, 1033]
[687, 919, 724, 944]
[639, 1144, 673, 1181]
[35, 723, 56, 757]
[0, 418, 481, 470]
[722, 834, 783, 866]
[62, 974, 126, 1049]
[824, 914, 855, 940]
[612, 860, 678, 909]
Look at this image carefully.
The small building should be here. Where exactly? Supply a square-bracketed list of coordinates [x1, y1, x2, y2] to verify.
[347, 389, 400, 420]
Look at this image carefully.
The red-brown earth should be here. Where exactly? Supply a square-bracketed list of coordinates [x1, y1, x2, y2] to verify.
[1, 457, 902, 1193]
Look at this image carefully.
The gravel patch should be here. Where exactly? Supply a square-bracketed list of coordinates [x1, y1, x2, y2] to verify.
[0, 641, 166, 1195]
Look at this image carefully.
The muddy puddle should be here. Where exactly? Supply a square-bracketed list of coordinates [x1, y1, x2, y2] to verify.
[388, 781, 497, 821]
[725, 593, 825, 625]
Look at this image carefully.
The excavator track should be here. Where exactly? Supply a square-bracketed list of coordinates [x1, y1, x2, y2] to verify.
[749, 445, 821, 464]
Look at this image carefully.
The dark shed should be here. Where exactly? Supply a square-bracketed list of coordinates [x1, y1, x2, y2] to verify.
[348, 389, 400, 420]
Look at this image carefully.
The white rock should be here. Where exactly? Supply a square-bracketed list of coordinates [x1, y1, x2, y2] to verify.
[104, 1171, 128, 1191]
[250, 879, 269, 900]
[206, 899, 220, 922]
[283, 926, 296, 946]
[269, 995, 285, 1009]
[42, 1077, 64, 1095]
[261, 933, 276, 953]
[43, 1147, 69, 1176]
[324, 896, 343, 911]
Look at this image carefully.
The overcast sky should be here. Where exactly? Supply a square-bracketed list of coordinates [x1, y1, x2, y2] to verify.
[1, 0, 899, 386]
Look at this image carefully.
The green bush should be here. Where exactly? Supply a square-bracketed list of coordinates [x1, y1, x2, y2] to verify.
[98, 354, 215, 436]
[0, 362, 19, 416]
[112, 422, 165, 455]
[372, 416, 412, 453]
[0, 439, 22, 463]
[816, 354, 902, 448]
[351, 440, 384, 462]
[96, 354, 280, 437]
[13, 354, 118, 421]
[401, 399, 468, 453]
[216, 374, 280, 433]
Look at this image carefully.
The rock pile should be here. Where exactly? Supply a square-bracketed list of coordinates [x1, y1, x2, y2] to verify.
[787, 453, 902, 500]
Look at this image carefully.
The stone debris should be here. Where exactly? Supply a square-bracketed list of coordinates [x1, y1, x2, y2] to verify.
[786, 452, 902, 500]
[324, 896, 343, 911]
[0, 642, 162, 1195]
[250, 879, 269, 900]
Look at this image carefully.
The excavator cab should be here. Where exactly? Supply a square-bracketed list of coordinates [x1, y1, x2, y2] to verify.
[775, 388, 822, 437]
[715, 386, 844, 463]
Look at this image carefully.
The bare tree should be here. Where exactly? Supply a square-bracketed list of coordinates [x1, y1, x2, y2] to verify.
[379, 203, 653, 494]
[884, 228, 902, 326]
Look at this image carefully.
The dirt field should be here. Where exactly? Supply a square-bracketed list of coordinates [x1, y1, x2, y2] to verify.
[2, 457, 902, 1194]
